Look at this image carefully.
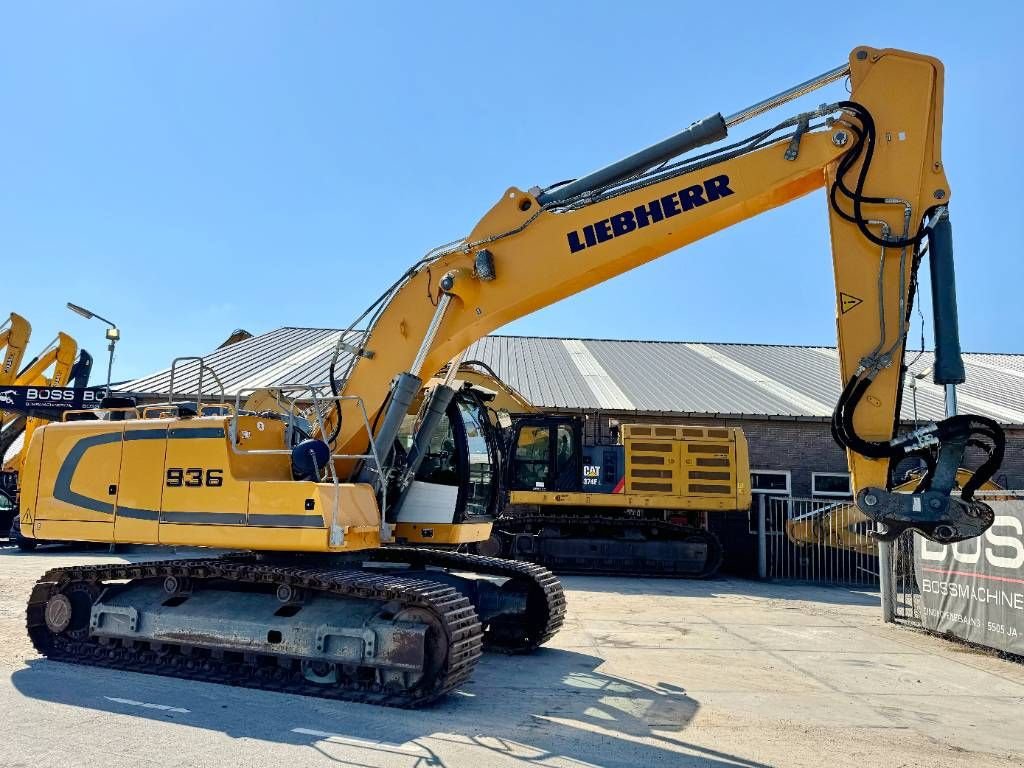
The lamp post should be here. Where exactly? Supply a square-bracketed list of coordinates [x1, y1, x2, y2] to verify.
[66, 302, 120, 394]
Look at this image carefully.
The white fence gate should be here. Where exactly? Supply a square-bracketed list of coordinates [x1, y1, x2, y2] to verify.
[758, 495, 880, 586]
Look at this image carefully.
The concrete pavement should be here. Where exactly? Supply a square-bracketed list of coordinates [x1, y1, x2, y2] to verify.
[1, 546, 1022, 767]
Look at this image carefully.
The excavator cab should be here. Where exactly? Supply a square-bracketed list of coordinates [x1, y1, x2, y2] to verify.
[389, 385, 502, 533]
[507, 415, 582, 493]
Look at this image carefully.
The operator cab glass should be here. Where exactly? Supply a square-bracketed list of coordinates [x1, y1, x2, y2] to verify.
[511, 418, 579, 491]
[397, 390, 500, 520]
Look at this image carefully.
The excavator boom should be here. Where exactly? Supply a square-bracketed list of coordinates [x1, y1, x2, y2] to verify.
[0, 313, 31, 387]
[323, 46, 999, 545]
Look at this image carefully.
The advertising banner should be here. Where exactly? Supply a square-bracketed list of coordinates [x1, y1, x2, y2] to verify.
[0, 385, 105, 415]
[915, 497, 1024, 654]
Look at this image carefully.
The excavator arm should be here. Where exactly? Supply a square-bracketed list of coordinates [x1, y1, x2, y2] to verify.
[0, 313, 31, 387]
[1, 347, 93, 473]
[325, 46, 1001, 544]
[0, 332, 79, 433]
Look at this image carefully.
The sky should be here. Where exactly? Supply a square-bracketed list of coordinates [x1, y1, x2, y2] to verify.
[2, 2, 1022, 381]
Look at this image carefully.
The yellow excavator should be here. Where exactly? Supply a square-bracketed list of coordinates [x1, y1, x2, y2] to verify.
[20, 47, 1004, 707]
[1, 331, 83, 450]
[0, 313, 31, 388]
[1, 328, 91, 539]
[453, 362, 751, 577]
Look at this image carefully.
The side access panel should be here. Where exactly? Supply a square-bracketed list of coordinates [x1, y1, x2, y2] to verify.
[159, 423, 249, 539]
[623, 424, 748, 510]
[113, 423, 169, 543]
[32, 421, 121, 542]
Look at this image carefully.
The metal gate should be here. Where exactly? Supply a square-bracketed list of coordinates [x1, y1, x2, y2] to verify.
[759, 495, 880, 586]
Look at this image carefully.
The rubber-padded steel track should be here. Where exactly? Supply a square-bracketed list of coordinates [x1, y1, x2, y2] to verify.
[368, 547, 566, 653]
[491, 514, 724, 578]
[26, 558, 483, 708]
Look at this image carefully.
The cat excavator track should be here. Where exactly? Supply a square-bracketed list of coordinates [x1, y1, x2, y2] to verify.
[488, 512, 725, 579]
[26, 556, 484, 708]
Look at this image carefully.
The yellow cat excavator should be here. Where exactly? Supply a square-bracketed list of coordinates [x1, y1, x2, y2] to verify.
[21, 47, 1003, 707]
[452, 362, 751, 577]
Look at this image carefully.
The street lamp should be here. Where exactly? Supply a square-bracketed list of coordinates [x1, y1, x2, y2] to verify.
[67, 302, 120, 394]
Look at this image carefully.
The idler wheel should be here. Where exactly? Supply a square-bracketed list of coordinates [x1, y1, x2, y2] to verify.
[44, 594, 73, 633]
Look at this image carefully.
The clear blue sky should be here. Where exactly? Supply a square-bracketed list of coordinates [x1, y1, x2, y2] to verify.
[2, 3, 1021, 380]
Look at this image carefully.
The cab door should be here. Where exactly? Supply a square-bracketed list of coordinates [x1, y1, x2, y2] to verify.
[509, 417, 580, 492]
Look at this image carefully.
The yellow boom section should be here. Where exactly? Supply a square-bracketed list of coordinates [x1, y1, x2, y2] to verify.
[331, 47, 946, 504]
[0, 313, 31, 386]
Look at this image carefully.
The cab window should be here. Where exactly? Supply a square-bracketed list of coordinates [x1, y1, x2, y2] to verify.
[515, 425, 550, 489]
[459, 400, 495, 517]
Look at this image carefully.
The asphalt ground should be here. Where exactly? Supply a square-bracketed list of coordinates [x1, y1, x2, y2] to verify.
[1, 544, 1022, 768]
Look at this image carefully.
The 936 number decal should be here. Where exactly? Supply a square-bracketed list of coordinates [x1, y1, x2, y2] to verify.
[166, 468, 224, 488]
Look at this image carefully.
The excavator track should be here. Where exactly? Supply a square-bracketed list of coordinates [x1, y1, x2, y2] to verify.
[26, 558, 483, 708]
[489, 513, 725, 578]
[368, 547, 566, 653]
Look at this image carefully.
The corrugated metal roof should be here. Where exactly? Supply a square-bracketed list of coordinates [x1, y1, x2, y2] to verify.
[123, 328, 1024, 425]
[125, 327, 358, 399]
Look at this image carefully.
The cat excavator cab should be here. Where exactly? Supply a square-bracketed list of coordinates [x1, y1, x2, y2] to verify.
[20, 47, 1003, 707]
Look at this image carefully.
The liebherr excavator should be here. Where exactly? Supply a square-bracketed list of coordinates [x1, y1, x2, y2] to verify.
[21, 47, 1004, 707]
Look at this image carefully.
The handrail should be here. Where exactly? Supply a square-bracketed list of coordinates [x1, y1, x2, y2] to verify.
[167, 356, 227, 412]
[228, 383, 388, 546]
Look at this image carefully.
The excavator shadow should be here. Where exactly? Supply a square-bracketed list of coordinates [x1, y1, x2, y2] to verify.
[11, 647, 770, 768]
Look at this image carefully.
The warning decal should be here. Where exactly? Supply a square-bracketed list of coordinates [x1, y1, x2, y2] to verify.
[840, 293, 863, 314]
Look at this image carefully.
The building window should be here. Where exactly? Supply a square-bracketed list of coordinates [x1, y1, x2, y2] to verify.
[750, 470, 791, 494]
[811, 472, 852, 499]
[748, 470, 791, 534]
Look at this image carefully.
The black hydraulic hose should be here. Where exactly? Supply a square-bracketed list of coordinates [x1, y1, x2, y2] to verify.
[326, 356, 343, 446]
[829, 102, 936, 249]
[960, 418, 1004, 497]
[838, 375, 897, 459]
[831, 373, 865, 450]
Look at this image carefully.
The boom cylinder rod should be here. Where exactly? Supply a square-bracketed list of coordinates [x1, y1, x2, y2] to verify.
[927, 208, 966, 387]
[724, 63, 850, 128]
[537, 61, 848, 207]
[536, 114, 728, 206]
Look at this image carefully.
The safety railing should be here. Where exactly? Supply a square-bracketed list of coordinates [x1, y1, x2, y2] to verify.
[166, 356, 227, 412]
[229, 383, 387, 547]
[756, 495, 880, 586]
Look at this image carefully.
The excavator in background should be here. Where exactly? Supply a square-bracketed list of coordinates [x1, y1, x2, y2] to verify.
[454, 362, 750, 577]
[0, 332, 80, 428]
[18, 47, 1005, 708]
[1, 313, 32, 388]
[0, 326, 92, 538]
